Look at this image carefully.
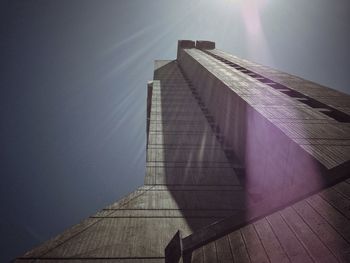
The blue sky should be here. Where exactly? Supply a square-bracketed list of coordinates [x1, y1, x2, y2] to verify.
[1, 0, 350, 261]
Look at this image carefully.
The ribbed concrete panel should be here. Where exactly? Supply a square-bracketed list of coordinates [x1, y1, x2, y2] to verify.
[210, 49, 350, 116]
[190, 180, 350, 263]
[178, 47, 350, 211]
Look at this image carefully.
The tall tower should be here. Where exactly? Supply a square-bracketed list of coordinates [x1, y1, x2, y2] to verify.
[16, 41, 350, 263]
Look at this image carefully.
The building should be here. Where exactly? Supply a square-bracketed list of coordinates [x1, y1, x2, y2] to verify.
[16, 40, 350, 262]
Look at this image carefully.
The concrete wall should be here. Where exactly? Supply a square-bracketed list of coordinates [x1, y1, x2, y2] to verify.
[178, 48, 329, 208]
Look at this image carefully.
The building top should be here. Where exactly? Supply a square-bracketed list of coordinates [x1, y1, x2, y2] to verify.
[177, 40, 216, 58]
[177, 39, 216, 50]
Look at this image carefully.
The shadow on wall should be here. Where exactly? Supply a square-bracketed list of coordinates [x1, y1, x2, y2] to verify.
[153, 60, 245, 233]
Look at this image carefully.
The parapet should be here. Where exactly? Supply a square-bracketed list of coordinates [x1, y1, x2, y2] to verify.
[178, 40, 196, 49]
[177, 40, 196, 59]
[177, 40, 216, 60]
[196, 40, 215, 49]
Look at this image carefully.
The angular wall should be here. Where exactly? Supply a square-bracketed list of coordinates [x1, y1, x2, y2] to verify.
[177, 42, 350, 209]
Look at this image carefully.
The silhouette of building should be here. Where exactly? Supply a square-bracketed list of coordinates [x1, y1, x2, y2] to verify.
[16, 40, 350, 263]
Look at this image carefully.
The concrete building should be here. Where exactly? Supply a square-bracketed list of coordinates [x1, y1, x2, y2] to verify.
[16, 40, 350, 262]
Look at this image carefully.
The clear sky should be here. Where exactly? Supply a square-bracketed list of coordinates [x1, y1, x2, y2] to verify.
[1, 0, 350, 261]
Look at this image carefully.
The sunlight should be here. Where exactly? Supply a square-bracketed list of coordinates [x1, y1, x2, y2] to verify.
[214, 0, 272, 62]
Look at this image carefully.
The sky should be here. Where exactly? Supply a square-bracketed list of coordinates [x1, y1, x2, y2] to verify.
[1, 0, 350, 261]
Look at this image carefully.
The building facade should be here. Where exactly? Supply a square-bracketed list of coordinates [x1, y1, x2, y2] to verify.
[17, 40, 350, 263]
